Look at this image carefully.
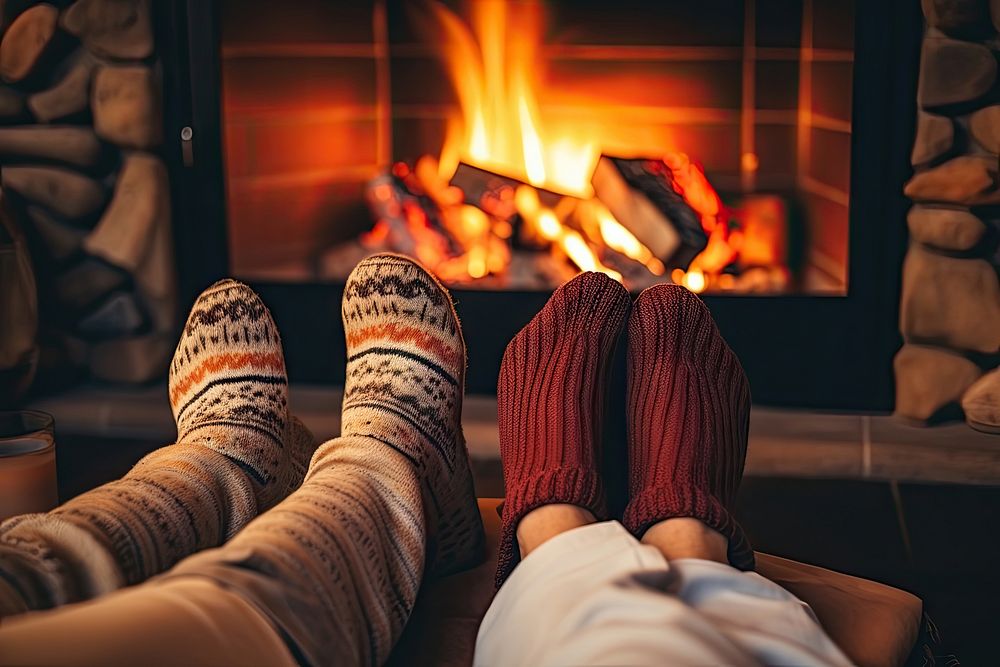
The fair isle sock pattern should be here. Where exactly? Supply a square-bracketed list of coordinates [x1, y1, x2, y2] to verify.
[170, 279, 293, 511]
[495, 272, 630, 587]
[0, 280, 316, 616]
[623, 284, 755, 571]
[340, 254, 483, 577]
[164, 254, 484, 667]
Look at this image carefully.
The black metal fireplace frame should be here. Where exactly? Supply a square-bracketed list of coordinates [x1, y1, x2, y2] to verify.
[158, 0, 922, 410]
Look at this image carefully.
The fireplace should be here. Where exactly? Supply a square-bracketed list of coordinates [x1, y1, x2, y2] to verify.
[158, 0, 922, 407]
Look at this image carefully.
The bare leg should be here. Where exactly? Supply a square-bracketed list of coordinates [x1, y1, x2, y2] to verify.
[641, 517, 728, 564]
[516, 504, 596, 557]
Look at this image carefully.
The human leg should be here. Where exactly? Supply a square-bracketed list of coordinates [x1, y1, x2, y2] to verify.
[151, 254, 485, 666]
[481, 273, 747, 665]
[515, 503, 596, 555]
[0, 577, 296, 667]
[477, 281, 850, 667]
[0, 255, 483, 666]
[0, 280, 315, 615]
[625, 283, 849, 665]
[494, 271, 630, 586]
[642, 516, 728, 563]
[477, 517, 762, 667]
[623, 283, 754, 569]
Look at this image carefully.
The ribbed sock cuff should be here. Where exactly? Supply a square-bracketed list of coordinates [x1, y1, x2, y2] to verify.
[623, 486, 755, 571]
[495, 466, 605, 588]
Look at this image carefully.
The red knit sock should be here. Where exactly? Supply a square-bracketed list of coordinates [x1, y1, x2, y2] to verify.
[623, 284, 755, 570]
[496, 272, 630, 586]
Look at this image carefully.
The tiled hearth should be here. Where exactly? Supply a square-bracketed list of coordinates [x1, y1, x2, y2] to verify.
[30, 384, 1000, 487]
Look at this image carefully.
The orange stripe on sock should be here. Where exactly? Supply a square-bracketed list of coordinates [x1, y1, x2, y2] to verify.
[347, 323, 461, 367]
[170, 352, 284, 406]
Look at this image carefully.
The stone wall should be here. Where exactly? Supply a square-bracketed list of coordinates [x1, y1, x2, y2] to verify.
[895, 0, 1000, 430]
[0, 0, 175, 384]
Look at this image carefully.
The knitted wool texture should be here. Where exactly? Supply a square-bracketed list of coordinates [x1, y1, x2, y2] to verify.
[0, 280, 315, 615]
[623, 283, 755, 571]
[170, 279, 314, 511]
[165, 254, 485, 667]
[495, 272, 630, 587]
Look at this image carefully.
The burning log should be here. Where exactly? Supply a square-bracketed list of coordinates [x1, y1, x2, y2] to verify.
[357, 152, 792, 293]
[451, 161, 561, 216]
[591, 156, 708, 270]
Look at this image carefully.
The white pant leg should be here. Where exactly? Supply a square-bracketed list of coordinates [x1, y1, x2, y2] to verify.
[671, 559, 853, 667]
[474, 520, 853, 667]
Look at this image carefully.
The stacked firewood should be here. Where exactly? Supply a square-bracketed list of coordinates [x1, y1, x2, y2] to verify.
[0, 0, 175, 385]
[894, 0, 1000, 427]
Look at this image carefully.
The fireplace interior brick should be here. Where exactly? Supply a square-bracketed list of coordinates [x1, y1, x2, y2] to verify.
[545, 0, 745, 47]
[220, 0, 382, 274]
[810, 62, 854, 121]
[222, 0, 375, 45]
[755, 61, 801, 109]
[808, 128, 852, 194]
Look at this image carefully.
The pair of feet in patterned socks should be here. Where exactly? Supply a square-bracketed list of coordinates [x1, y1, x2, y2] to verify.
[171, 254, 484, 578]
[495, 272, 754, 586]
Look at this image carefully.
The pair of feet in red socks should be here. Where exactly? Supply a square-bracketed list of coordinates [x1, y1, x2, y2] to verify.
[497, 272, 754, 586]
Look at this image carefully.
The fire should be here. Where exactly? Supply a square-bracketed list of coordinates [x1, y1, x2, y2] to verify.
[585, 200, 666, 276]
[429, 0, 598, 197]
[672, 268, 707, 294]
[513, 185, 622, 282]
[355, 1, 790, 293]
[423, 0, 647, 282]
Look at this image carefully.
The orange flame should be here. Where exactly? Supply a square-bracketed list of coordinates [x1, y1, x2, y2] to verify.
[428, 0, 598, 196]
[405, 1, 784, 292]
[513, 185, 622, 282]
[585, 200, 666, 276]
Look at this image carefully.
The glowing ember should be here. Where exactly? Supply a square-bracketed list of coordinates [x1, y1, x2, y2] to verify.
[683, 269, 707, 293]
[536, 210, 562, 241]
[672, 267, 707, 294]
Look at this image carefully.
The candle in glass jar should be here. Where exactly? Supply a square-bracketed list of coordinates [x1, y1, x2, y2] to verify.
[0, 411, 58, 522]
[0, 438, 57, 520]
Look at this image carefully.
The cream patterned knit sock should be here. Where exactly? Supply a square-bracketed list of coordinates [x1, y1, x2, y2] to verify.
[164, 254, 485, 666]
[0, 280, 316, 615]
[169, 279, 313, 511]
